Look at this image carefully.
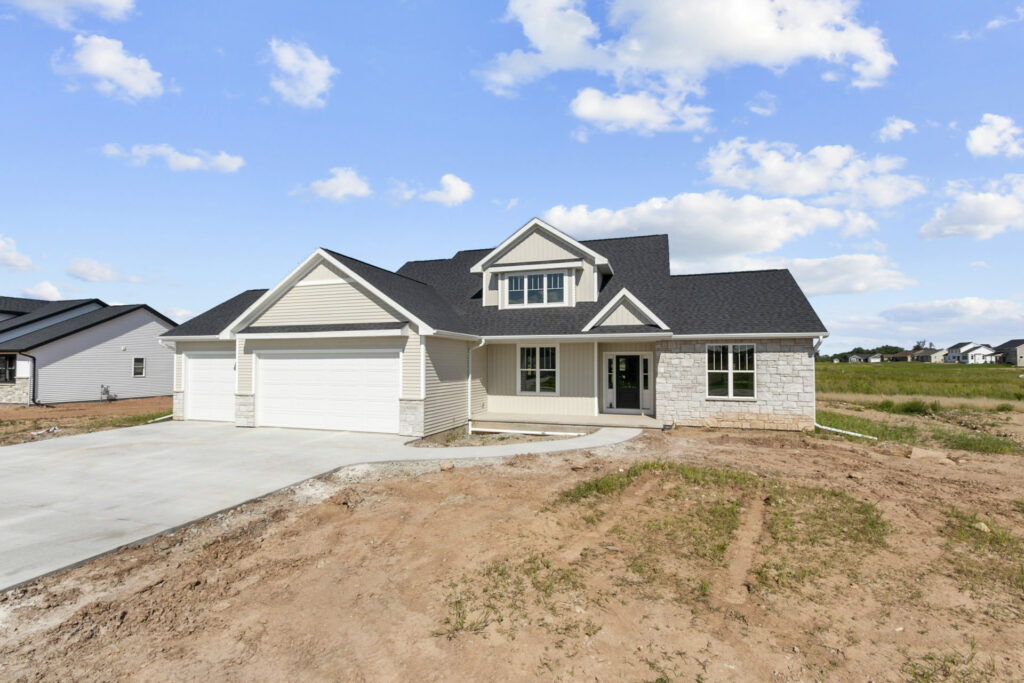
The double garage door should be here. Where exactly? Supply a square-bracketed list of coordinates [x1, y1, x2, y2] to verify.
[185, 350, 400, 434]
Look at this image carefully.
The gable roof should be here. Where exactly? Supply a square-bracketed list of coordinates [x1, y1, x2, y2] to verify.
[0, 299, 106, 337]
[163, 289, 267, 337]
[469, 218, 610, 274]
[995, 339, 1024, 351]
[0, 296, 50, 316]
[0, 305, 174, 352]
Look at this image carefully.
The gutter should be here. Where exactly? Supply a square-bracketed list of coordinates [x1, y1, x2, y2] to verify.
[21, 351, 38, 405]
[467, 338, 486, 434]
[813, 332, 830, 353]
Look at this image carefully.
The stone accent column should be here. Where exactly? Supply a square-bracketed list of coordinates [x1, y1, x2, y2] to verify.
[399, 399, 424, 437]
[235, 394, 255, 427]
[172, 391, 184, 420]
[0, 377, 32, 404]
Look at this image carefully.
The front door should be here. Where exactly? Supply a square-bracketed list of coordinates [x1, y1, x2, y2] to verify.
[615, 355, 640, 409]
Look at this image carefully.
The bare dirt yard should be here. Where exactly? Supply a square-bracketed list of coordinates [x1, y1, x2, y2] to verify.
[0, 397, 171, 446]
[3, 426, 1024, 681]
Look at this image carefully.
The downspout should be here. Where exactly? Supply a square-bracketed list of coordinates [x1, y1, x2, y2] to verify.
[21, 351, 38, 405]
[467, 339, 486, 435]
[813, 333, 829, 354]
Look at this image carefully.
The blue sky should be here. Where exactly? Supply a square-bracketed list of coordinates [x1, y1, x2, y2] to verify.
[0, 0, 1021, 353]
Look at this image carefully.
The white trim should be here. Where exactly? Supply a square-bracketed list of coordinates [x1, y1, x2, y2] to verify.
[582, 288, 669, 332]
[705, 343, 757, 400]
[485, 333, 672, 341]
[292, 277, 350, 286]
[671, 332, 821, 340]
[515, 342, 560, 397]
[470, 218, 610, 273]
[487, 260, 584, 273]
[161, 335, 222, 341]
[503, 270, 571, 309]
[419, 335, 426, 400]
[131, 356, 146, 378]
[601, 351, 654, 414]
[431, 330, 480, 341]
[252, 347, 402, 356]
[237, 329, 405, 340]
[593, 341, 599, 416]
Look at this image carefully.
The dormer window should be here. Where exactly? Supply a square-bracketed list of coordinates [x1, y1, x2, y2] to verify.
[507, 272, 566, 307]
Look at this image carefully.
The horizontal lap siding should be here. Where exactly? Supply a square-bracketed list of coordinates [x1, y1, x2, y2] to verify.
[174, 341, 235, 391]
[423, 337, 469, 435]
[484, 342, 595, 416]
[34, 310, 174, 403]
[254, 281, 401, 326]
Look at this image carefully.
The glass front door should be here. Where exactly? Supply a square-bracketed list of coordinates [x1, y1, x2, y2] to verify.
[614, 355, 640, 409]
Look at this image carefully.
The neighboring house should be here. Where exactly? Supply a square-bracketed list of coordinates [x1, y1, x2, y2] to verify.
[890, 350, 915, 362]
[0, 296, 175, 404]
[848, 354, 881, 363]
[163, 219, 828, 435]
[945, 342, 998, 364]
[994, 339, 1024, 366]
[913, 348, 946, 363]
[846, 354, 864, 363]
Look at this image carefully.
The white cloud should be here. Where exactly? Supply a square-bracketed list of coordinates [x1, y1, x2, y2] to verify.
[0, 236, 35, 271]
[102, 143, 244, 173]
[746, 91, 776, 117]
[302, 167, 372, 202]
[166, 306, 194, 323]
[23, 281, 61, 301]
[493, 197, 520, 211]
[420, 174, 474, 207]
[268, 38, 337, 109]
[56, 34, 163, 101]
[969, 261, 990, 269]
[880, 297, 1024, 325]
[704, 137, 926, 208]
[920, 175, 1024, 240]
[484, 0, 894, 134]
[570, 88, 711, 134]
[878, 116, 916, 142]
[388, 180, 417, 203]
[5, 0, 133, 29]
[66, 257, 140, 283]
[966, 114, 1024, 158]
[955, 5, 1024, 39]
[545, 190, 855, 260]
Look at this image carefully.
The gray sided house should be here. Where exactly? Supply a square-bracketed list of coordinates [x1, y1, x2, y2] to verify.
[0, 297, 175, 404]
[163, 219, 828, 436]
[994, 340, 1024, 366]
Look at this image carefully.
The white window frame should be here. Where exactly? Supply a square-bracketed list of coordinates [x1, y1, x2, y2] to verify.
[516, 343, 560, 396]
[502, 270, 571, 309]
[705, 343, 757, 400]
[132, 356, 146, 378]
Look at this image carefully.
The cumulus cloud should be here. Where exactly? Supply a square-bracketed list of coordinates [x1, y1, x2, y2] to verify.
[23, 281, 61, 301]
[746, 91, 776, 117]
[0, 236, 35, 271]
[570, 87, 711, 134]
[56, 34, 163, 101]
[420, 174, 474, 207]
[920, 175, 1024, 240]
[66, 257, 140, 283]
[966, 114, 1024, 158]
[704, 137, 926, 208]
[878, 116, 916, 142]
[5, 0, 133, 29]
[268, 38, 337, 108]
[483, 0, 894, 135]
[880, 297, 1024, 325]
[102, 143, 244, 173]
[301, 167, 372, 202]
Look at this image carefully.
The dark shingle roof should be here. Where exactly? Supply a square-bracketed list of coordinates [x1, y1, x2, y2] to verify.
[0, 296, 50, 315]
[0, 305, 174, 351]
[163, 289, 267, 337]
[0, 299, 106, 336]
[995, 339, 1024, 351]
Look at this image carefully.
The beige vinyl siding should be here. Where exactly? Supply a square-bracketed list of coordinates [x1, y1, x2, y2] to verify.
[237, 336, 407, 395]
[402, 331, 420, 399]
[174, 340, 234, 391]
[303, 263, 342, 281]
[470, 344, 487, 415]
[423, 337, 469, 435]
[484, 342, 596, 415]
[483, 271, 498, 306]
[254, 280, 401, 326]
[494, 230, 578, 264]
[576, 263, 597, 303]
[597, 300, 647, 326]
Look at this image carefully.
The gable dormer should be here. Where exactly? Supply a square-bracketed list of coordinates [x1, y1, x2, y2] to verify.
[471, 218, 612, 308]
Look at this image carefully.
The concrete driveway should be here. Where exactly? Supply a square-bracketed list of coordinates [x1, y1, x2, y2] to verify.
[0, 421, 639, 590]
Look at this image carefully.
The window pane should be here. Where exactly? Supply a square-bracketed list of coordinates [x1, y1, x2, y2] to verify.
[508, 276, 524, 305]
[546, 274, 564, 303]
[527, 274, 545, 303]
[520, 370, 536, 393]
[133, 358, 145, 376]
[707, 345, 727, 371]
[508, 275, 523, 290]
[508, 289, 524, 305]
[607, 358, 613, 389]
[539, 370, 557, 393]
[708, 372, 729, 396]
[733, 345, 754, 372]
[733, 372, 755, 397]
[520, 347, 536, 370]
[539, 346, 556, 370]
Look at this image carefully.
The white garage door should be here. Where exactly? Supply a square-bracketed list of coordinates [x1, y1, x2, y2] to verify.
[185, 353, 236, 422]
[256, 351, 400, 433]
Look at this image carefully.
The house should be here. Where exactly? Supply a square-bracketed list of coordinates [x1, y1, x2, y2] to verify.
[945, 342, 998, 364]
[0, 296, 175, 404]
[162, 219, 828, 436]
[994, 339, 1024, 366]
[913, 348, 946, 363]
[847, 353, 881, 363]
[890, 350, 915, 362]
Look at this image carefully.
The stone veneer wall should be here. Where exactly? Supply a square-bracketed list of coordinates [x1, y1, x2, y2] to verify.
[655, 338, 816, 431]
[0, 377, 31, 404]
[236, 394, 255, 427]
[400, 399, 424, 437]
[172, 391, 184, 420]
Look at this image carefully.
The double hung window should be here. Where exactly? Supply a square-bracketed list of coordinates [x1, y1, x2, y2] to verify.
[506, 273, 565, 307]
[707, 344, 755, 398]
[519, 346, 558, 394]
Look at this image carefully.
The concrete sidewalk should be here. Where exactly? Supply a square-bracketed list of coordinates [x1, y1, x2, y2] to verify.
[0, 421, 640, 591]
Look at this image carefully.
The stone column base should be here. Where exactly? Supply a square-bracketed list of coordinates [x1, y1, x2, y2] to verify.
[0, 377, 31, 404]
[235, 394, 255, 427]
[399, 399, 424, 437]
[172, 391, 184, 420]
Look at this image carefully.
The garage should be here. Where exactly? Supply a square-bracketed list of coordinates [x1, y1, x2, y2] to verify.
[185, 353, 236, 422]
[255, 350, 400, 433]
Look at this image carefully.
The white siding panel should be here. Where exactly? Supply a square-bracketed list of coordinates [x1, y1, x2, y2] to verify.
[33, 310, 174, 403]
[423, 337, 469, 435]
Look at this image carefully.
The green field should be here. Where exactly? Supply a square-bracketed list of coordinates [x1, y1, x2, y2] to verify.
[816, 362, 1024, 400]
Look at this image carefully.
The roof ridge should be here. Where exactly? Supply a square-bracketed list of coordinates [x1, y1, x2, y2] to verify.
[670, 268, 789, 278]
[322, 248, 434, 288]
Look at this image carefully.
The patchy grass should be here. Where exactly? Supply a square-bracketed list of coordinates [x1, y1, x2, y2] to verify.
[815, 409, 919, 444]
[556, 460, 758, 504]
[876, 398, 943, 415]
[817, 362, 1024, 400]
[994, 403, 1015, 413]
[933, 429, 1022, 455]
[941, 508, 1024, 601]
[902, 642, 998, 682]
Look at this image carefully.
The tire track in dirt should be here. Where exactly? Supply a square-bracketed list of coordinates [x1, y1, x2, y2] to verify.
[715, 495, 765, 605]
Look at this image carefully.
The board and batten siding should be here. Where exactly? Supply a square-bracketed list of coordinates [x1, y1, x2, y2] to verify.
[174, 340, 234, 391]
[484, 342, 596, 415]
[597, 300, 647, 326]
[423, 337, 470, 435]
[470, 344, 487, 415]
[494, 231, 578, 264]
[253, 269, 402, 327]
[33, 309, 174, 403]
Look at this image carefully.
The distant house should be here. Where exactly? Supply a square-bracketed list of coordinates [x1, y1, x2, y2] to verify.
[848, 353, 881, 363]
[994, 339, 1024, 366]
[0, 296, 175, 404]
[944, 342, 998, 364]
[913, 348, 946, 363]
[891, 350, 915, 362]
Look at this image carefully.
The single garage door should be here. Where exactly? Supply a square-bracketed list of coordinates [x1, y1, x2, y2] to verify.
[185, 353, 236, 422]
[256, 351, 400, 433]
